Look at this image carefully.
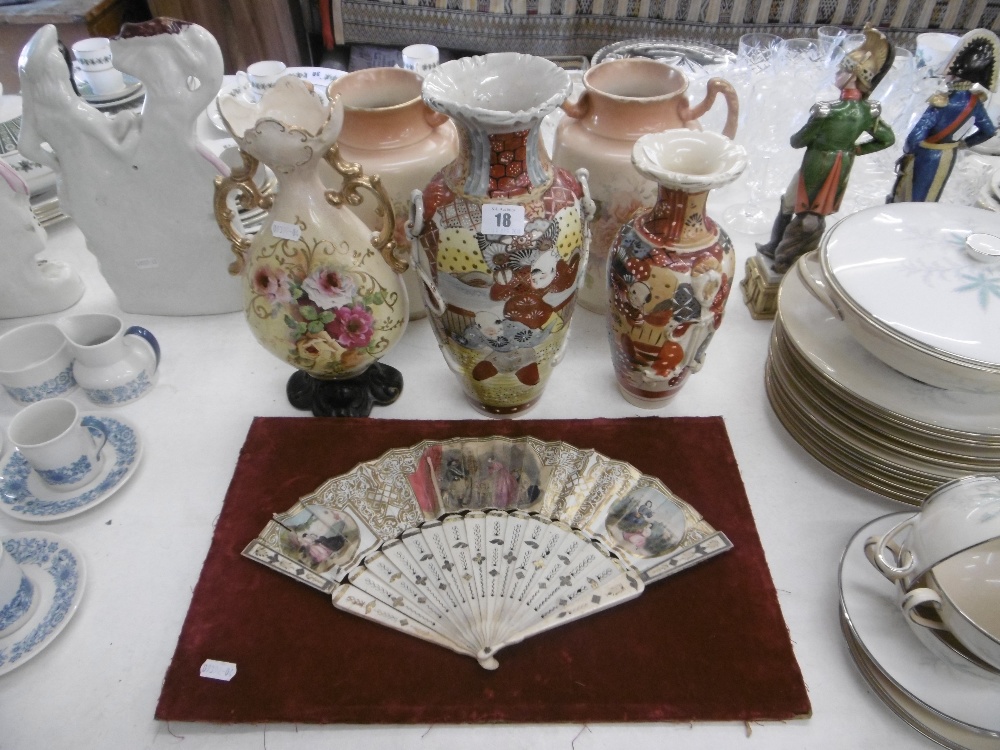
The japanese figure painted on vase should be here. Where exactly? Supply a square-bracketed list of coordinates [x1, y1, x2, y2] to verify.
[608, 130, 747, 407]
[409, 53, 594, 416]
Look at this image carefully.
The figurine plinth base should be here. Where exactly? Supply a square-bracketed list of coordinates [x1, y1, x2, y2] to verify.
[287, 364, 403, 417]
[741, 254, 784, 320]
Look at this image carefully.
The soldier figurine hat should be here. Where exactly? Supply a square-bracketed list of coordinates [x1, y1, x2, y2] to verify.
[944, 29, 1000, 92]
[840, 24, 895, 94]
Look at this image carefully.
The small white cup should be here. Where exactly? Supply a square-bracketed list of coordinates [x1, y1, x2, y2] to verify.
[0, 544, 38, 639]
[916, 32, 961, 76]
[237, 60, 287, 101]
[401, 44, 439, 76]
[71, 37, 125, 96]
[8, 399, 109, 492]
[0, 322, 77, 405]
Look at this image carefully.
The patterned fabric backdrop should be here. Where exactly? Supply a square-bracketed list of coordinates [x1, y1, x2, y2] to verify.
[329, 0, 1000, 55]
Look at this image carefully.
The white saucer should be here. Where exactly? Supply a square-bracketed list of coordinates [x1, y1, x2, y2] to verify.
[842, 613, 1000, 749]
[76, 74, 143, 105]
[0, 416, 141, 521]
[840, 513, 1000, 741]
[0, 532, 85, 676]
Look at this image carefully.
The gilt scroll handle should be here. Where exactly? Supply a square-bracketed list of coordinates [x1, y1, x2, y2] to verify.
[323, 144, 408, 274]
[213, 150, 271, 275]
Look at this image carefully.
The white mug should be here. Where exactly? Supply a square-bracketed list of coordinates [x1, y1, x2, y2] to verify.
[237, 60, 287, 101]
[0, 322, 77, 404]
[8, 399, 109, 492]
[71, 37, 125, 96]
[0, 544, 38, 638]
[401, 44, 439, 76]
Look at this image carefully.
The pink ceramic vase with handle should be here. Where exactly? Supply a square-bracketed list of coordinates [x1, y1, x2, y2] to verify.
[554, 58, 739, 313]
[327, 68, 459, 320]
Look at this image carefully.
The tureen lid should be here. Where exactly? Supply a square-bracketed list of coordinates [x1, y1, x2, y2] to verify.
[821, 203, 1000, 369]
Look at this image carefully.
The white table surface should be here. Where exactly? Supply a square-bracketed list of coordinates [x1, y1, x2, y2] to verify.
[0, 113, 963, 750]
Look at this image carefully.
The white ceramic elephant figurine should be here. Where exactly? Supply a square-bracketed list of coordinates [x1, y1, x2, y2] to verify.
[0, 160, 84, 318]
[17, 20, 241, 315]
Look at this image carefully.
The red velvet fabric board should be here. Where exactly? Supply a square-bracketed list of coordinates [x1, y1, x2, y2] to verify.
[156, 417, 810, 724]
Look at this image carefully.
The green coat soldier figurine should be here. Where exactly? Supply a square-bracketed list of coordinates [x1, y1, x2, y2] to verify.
[757, 25, 896, 273]
[888, 29, 1000, 204]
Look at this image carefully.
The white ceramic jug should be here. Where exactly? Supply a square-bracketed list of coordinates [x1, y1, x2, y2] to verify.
[59, 313, 160, 406]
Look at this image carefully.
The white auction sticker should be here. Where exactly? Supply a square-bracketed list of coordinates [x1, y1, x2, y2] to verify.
[200, 659, 237, 681]
[481, 204, 525, 236]
[270, 220, 302, 241]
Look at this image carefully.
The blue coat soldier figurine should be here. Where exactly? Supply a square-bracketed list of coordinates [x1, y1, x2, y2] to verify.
[888, 29, 1000, 203]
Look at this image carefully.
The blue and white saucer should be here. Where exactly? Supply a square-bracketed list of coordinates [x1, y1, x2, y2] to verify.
[0, 417, 141, 521]
[0, 532, 85, 676]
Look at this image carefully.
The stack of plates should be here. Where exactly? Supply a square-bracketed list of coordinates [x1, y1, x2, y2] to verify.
[0, 96, 65, 227]
[841, 515, 1000, 749]
[765, 267, 1000, 504]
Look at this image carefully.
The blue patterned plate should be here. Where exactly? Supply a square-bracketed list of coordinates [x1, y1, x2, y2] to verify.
[0, 532, 85, 676]
[0, 417, 141, 521]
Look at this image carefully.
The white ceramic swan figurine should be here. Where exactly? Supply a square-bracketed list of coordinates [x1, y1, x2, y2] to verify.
[17, 19, 242, 315]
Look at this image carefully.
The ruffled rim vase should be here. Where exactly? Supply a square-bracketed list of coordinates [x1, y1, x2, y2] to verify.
[422, 52, 571, 198]
[608, 130, 747, 407]
[411, 53, 592, 416]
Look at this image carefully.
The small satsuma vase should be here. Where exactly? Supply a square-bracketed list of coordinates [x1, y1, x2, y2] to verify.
[410, 52, 594, 416]
[608, 130, 747, 407]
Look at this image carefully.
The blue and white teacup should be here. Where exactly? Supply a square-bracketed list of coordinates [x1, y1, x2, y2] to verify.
[8, 399, 109, 492]
[0, 543, 38, 638]
[0, 322, 77, 405]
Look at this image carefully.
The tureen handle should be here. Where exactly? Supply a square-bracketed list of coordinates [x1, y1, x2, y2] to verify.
[863, 516, 917, 582]
[795, 251, 844, 320]
[323, 144, 409, 275]
[900, 587, 947, 631]
[213, 149, 272, 275]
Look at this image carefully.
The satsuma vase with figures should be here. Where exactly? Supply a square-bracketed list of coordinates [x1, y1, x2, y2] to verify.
[409, 52, 594, 416]
[608, 130, 747, 407]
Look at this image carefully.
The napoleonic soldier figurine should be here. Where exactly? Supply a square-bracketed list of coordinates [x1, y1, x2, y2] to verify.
[888, 29, 1000, 204]
[757, 25, 896, 274]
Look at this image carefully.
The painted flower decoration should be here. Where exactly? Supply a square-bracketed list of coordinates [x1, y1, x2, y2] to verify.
[295, 330, 347, 368]
[302, 267, 358, 309]
[252, 265, 293, 304]
[328, 304, 375, 348]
